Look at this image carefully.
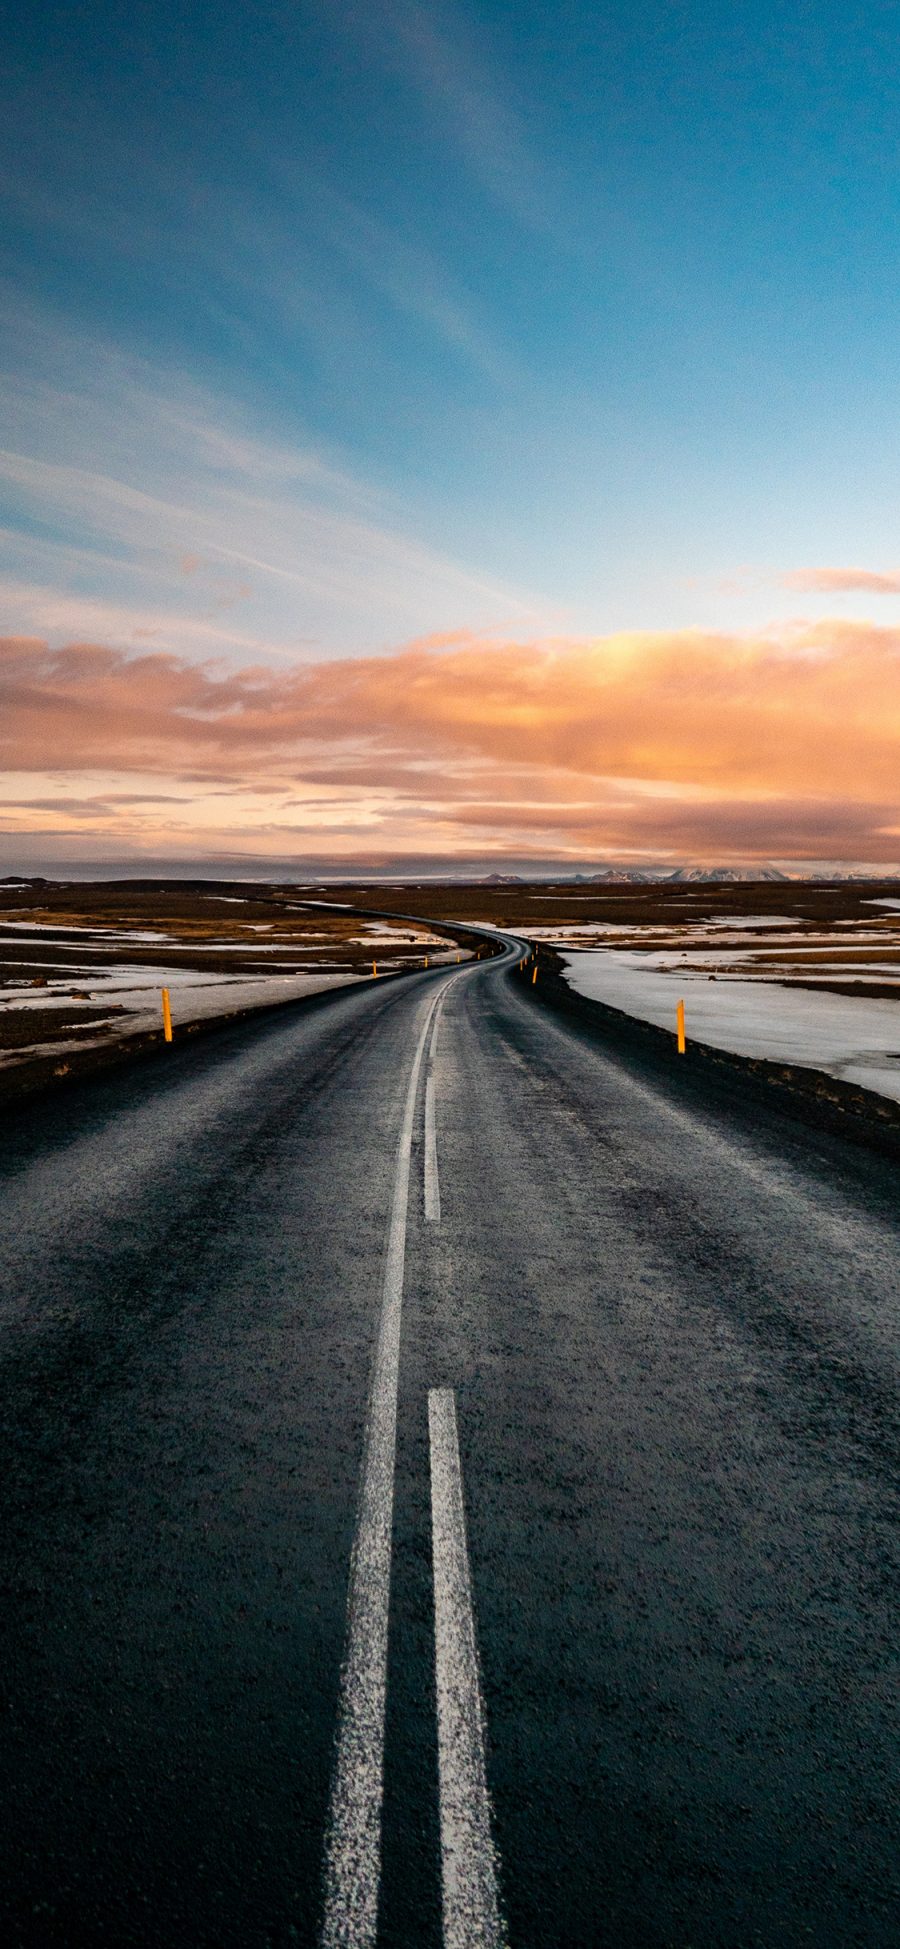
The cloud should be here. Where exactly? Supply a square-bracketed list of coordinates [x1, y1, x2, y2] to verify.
[0, 312, 543, 662]
[0, 440, 527, 629]
[3, 619, 900, 862]
[323, 0, 558, 235]
[782, 566, 900, 595]
[0, 576, 288, 659]
[309, 186, 520, 387]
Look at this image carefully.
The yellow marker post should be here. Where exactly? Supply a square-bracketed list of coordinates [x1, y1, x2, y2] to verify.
[161, 987, 173, 1043]
[425, 955, 429, 968]
[676, 997, 686, 1054]
[532, 964, 538, 985]
[372, 961, 377, 977]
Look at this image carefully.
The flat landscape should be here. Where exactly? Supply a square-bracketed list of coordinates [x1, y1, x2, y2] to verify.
[346, 875, 900, 1109]
[0, 882, 897, 1946]
[0, 878, 470, 1102]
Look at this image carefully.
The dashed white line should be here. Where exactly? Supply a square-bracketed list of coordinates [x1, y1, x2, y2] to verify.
[429, 1388, 503, 1949]
[424, 1071, 441, 1223]
[429, 995, 444, 1063]
[320, 976, 459, 1947]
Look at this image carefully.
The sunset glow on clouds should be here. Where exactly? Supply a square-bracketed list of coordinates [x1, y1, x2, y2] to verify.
[6, 2, 900, 872]
[781, 568, 900, 596]
[4, 620, 900, 869]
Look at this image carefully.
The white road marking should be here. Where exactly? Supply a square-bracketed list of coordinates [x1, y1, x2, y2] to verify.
[424, 1072, 441, 1223]
[428, 1389, 503, 1949]
[320, 975, 460, 1947]
[429, 995, 444, 1062]
[424, 986, 449, 1221]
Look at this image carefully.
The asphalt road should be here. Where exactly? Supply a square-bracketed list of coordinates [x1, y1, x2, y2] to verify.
[0, 940, 897, 1947]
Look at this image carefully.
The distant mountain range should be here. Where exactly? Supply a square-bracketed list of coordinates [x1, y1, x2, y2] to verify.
[665, 865, 788, 883]
[478, 864, 898, 885]
[561, 865, 789, 884]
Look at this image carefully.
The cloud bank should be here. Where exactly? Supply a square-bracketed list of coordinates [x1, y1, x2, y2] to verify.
[3, 619, 900, 865]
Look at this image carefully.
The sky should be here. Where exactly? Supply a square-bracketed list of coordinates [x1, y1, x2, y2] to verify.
[3, 0, 900, 873]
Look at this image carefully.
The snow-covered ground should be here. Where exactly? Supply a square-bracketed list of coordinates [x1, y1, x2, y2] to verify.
[0, 883, 472, 1083]
[0, 917, 450, 950]
[0, 967, 368, 1070]
[561, 946, 900, 1104]
[0, 946, 464, 1071]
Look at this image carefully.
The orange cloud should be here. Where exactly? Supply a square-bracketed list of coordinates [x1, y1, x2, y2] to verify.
[782, 566, 900, 595]
[3, 621, 900, 861]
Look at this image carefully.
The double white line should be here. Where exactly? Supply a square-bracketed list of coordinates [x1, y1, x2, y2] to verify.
[320, 975, 503, 1947]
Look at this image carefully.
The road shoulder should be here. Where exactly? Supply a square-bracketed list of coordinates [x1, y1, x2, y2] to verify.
[519, 942, 900, 1163]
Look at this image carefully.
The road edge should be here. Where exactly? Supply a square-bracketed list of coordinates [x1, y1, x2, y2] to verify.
[515, 943, 900, 1164]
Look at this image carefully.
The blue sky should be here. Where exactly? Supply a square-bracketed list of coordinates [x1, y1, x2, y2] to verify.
[3, 1, 900, 866]
[4, 0, 900, 657]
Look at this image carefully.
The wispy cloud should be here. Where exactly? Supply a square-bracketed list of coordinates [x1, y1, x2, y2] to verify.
[0, 311, 542, 656]
[0, 576, 286, 658]
[390, 0, 555, 229]
[323, 0, 561, 236]
[3, 619, 900, 863]
[309, 185, 519, 386]
[781, 566, 900, 595]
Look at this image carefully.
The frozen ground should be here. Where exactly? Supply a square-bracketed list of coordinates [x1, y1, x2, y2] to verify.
[0, 954, 466, 1072]
[0, 887, 465, 1081]
[561, 939, 900, 1105]
[0, 968, 364, 1071]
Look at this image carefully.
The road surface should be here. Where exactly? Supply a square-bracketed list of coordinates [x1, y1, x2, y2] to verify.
[0, 939, 897, 1946]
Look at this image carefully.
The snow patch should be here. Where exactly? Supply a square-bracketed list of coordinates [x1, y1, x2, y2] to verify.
[561, 949, 900, 1106]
